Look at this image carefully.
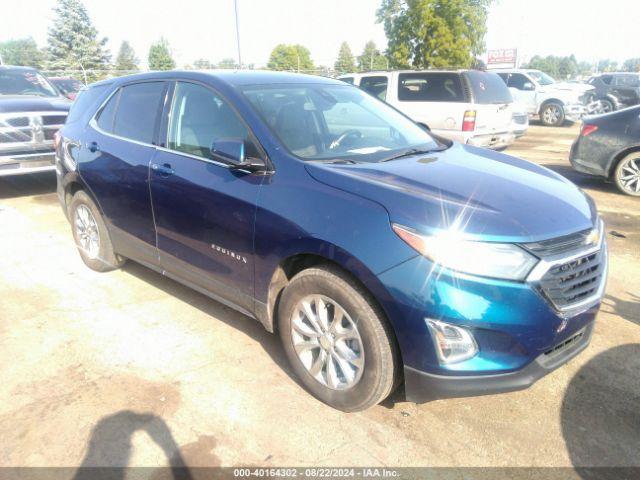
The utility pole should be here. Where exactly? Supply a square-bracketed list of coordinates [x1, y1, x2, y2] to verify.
[234, 0, 242, 69]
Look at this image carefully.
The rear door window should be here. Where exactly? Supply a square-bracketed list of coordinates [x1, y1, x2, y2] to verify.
[112, 82, 166, 144]
[359, 76, 388, 101]
[397, 73, 465, 102]
[464, 71, 513, 104]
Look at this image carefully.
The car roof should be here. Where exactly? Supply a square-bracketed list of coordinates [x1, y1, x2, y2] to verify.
[90, 70, 346, 90]
[0, 65, 39, 72]
[339, 69, 475, 77]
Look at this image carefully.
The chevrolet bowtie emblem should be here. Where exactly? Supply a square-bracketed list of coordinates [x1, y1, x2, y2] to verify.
[585, 227, 599, 246]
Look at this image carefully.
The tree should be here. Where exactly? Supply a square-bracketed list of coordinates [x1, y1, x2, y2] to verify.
[216, 58, 238, 69]
[46, 0, 110, 75]
[0, 38, 45, 68]
[622, 58, 640, 73]
[597, 59, 618, 73]
[377, 0, 491, 69]
[524, 55, 580, 79]
[357, 40, 388, 72]
[334, 42, 356, 74]
[193, 58, 214, 69]
[115, 41, 139, 72]
[148, 38, 175, 71]
[267, 44, 314, 71]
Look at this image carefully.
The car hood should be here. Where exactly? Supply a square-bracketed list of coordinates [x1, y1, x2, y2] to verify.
[0, 95, 71, 113]
[305, 143, 597, 243]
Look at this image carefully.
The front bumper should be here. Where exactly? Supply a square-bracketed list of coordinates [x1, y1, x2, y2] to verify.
[0, 152, 56, 176]
[562, 103, 587, 122]
[404, 321, 594, 402]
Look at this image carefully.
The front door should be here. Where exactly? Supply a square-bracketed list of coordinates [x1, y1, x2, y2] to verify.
[149, 81, 266, 314]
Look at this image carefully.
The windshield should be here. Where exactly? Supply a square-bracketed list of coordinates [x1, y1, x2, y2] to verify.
[0, 70, 59, 97]
[527, 70, 556, 86]
[241, 84, 439, 162]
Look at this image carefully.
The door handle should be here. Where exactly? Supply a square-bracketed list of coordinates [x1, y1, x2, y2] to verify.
[151, 163, 175, 177]
[87, 141, 99, 152]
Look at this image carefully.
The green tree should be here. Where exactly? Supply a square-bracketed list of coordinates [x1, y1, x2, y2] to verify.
[216, 58, 238, 69]
[524, 55, 581, 79]
[0, 38, 45, 68]
[334, 42, 356, 74]
[115, 41, 139, 71]
[622, 58, 640, 72]
[46, 0, 110, 75]
[597, 59, 618, 73]
[377, 0, 492, 69]
[357, 40, 388, 72]
[148, 38, 175, 71]
[267, 44, 314, 71]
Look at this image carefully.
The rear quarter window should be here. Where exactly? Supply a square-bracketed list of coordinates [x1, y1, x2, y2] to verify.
[464, 71, 513, 104]
[65, 84, 108, 124]
[397, 72, 466, 103]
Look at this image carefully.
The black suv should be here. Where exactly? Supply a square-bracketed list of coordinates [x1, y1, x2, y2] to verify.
[587, 73, 640, 113]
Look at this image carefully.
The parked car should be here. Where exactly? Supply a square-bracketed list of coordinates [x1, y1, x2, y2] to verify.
[56, 71, 607, 411]
[570, 105, 640, 196]
[0, 65, 71, 176]
[340, 70, 519, 149]
[49, 76, 85, 100]
[494, 69, 595, 126]
[586, 73, 640, 113]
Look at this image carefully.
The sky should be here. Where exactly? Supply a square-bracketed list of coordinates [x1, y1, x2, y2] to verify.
[1, 0, 639, 69]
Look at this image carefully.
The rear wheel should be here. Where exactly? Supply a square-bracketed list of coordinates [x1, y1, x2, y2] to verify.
[69, 191, 126, 271]
[278, 266, 399, 411]
[614, 152, 640, 196]
[540, 102, 565, 126]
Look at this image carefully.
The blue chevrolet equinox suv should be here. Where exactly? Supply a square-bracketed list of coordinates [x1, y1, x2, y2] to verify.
[55, 71, 607, 411]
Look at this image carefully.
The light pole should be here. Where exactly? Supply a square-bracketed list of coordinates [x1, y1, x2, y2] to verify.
[234, 0, 242, 69]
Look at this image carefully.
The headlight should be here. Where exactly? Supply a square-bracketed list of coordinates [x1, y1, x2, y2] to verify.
[392, 224, 538, 281]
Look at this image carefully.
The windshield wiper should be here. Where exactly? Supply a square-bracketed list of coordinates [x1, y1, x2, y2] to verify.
[309, 158, 358, 165]
[380, 146, 448, 162]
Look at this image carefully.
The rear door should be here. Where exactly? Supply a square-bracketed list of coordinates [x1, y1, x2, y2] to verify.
[149, 80, 266, 314]
[391, 72, 470, 139]
[82, 80, 168, 266]
[463, 71, 514, 135]
[612, 74, 640, 106]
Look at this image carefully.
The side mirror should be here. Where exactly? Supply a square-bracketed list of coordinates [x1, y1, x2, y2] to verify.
[522, 82, 535, 91]
[210, 139, 264, 172]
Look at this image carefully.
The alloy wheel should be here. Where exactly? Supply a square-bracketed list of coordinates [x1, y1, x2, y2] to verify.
[75, 204, 100, 259]
[290, 294, 364, 390]
[543, 105, 562, 125]
[618, 156, 640, 194]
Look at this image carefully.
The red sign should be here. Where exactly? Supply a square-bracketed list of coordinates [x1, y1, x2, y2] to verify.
[488, 49, 517, 65]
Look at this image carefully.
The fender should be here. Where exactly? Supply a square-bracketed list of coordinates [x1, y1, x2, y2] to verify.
[605, 144, 640, 177]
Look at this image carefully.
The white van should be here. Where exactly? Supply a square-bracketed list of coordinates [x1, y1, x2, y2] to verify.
[340, 70, 519, 149]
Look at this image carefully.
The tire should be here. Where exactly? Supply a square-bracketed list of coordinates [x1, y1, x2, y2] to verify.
[600, 99, 615, 114]
[278, 266, 399, 411]
[613, 152, 640, 196]
[540, 102, 565, 126]
[69, 190, 126, 271]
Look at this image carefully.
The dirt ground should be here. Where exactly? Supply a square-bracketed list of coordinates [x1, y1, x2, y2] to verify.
[0, 123, 638, 472]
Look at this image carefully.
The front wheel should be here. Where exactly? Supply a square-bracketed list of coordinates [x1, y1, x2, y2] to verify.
[69, 190, 126, 271]
[614, 152, 640, 196]
[278, 266, 399, 411]
[540, 102, 565, 126]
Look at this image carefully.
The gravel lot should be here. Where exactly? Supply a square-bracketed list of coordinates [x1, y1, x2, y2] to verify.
[0, 123, 638, 471]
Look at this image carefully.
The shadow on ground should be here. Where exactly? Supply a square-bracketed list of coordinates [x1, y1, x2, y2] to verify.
[0, 171, 56, 199]
[561, 344, 640, 470]
[602, 293, 640, 326]
[122, 262, 300, 388]
[73, 411, 195, 480]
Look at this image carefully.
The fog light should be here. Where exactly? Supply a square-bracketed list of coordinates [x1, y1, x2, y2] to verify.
[426, 319, 478, 365]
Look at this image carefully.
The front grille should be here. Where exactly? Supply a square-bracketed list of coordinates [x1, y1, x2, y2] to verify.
[546, 330, 586, 361]
[539, 249, 605, 309]
[0, 112, 67, 150]
[523, 228, 593, 256]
